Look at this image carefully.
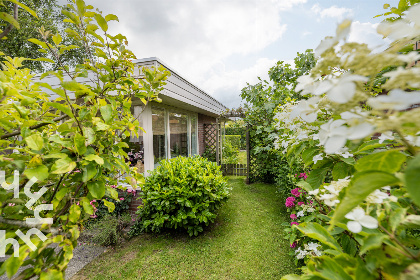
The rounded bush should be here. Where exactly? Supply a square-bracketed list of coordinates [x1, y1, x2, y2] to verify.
[133, 156, 229, 236]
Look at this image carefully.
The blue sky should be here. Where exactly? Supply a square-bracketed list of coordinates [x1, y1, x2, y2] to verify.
[61, 0, 400, 108]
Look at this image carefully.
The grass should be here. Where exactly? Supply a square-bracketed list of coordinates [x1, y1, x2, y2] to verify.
[73, 177, 296, 280]
[238, 150, 247, 164]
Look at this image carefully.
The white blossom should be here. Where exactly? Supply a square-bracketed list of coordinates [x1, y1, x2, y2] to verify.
[366, 189, 389, 204]
[297, 211, 305, 217]
[308, 189, 319, 196]
[345, 207, 378, 233]
[313, 154, 323, 164]
[312, 73, 368, 104]
[318, 119, 348, 154]
[289, 97, 320, 123]
[367, 89, 420, 111]
[295, 247, 308, 259]
[378, 132, 394, 144]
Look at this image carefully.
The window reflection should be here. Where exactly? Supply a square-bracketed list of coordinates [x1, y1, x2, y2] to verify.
[169, 112, 188, 158]
[152, 107, 166, 167]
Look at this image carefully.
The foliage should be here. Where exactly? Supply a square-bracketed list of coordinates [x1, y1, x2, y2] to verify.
[274, 4, 420, 279]
[224, 135, 241, 150]
[202, 146, 216, 162]
[222, 140, 239, 164]
[74, 178, 298, 279]
[0, 0, 85, 72]
[93, 186, 137, 219]
[241, 50, 316, 186]
[84, 213, 132, 246]
[0, 0, 170, 278]
[225, 121, 246, 150]
[130, 156, 229, 237]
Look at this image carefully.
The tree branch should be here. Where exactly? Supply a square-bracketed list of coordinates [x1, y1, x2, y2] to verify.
[0, 4, 18, 40]
[0, 114, 68, 140]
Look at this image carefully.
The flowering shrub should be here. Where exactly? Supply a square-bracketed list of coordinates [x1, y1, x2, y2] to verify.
[276, 3, 420, 279]
[126, 149, 144, 167]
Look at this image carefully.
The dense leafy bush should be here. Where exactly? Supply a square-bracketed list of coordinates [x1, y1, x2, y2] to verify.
[225, 135, 241, 150]
[225, 126, 246, 150]
[130, 156, 230, 236]
[222, 139, 239, 164]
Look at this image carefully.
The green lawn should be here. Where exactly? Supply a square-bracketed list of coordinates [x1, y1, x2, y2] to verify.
[73, 177, 296, 280]
[238, 150, 247, 164]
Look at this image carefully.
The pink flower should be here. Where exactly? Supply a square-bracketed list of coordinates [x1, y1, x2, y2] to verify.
[285, 196, 296, 208]
[291, 222, 299, 226]
[127, 189, 132, 193]
[290, 242, 297, 248]
[291, 188, 302, 197]
[76, 202, 80, 206]
[298, 202, 305, 206]
[90, 214, 97, 219]
[120, 197, 124, 201]
[290, 214, 297, 220]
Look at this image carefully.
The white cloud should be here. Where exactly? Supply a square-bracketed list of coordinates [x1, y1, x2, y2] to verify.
[72, 0, 307, 107]
[311, 4, 353, 20]
[349, 21, 390, 51]
[203, 58, 278, 108]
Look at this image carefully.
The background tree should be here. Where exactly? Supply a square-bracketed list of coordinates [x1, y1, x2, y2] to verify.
[0, 0, 84, 72]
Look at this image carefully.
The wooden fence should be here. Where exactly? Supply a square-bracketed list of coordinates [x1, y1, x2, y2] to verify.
[221, 164, 247, 176]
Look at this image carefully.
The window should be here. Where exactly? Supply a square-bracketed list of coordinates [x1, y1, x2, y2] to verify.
[127, 105, 145, 173]
[191, 115, 198, 155]
[152, 107, 166, 168]
[151, 105, 198, 167]
[169, 112, 188, 158]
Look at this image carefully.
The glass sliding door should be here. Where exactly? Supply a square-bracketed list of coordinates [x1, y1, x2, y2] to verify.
[152, 107, 166, 167]
[169, 111, 188, 158]
[191, 115, 198, 155]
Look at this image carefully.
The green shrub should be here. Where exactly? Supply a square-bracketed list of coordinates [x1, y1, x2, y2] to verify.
[225, 135, 241, 150]
[222, 141, 239, 164]
[130, 156, 229, 236]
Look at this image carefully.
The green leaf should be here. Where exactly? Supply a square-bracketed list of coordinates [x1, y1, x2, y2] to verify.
[296, 180, 312, 192]
[0, 12, 20, 29]
[80, 197, 94, 215]
[24, 165, 49, 182]
[402, 215, 420, 228]
[48, 102, 73, 118]
[84, 154, 104, 165]
[5, 257, 22, 278]
[332, 162, 350, 181]
[25, 134, 44, 151]
[51, 157, 76, 174]
[28, 38, 47, 49]
[69, 204, 81, 223]
[87, 181, 105, 199]
[52, 34, 62, 45]
[331, 171, 400, 225]
[389, 207, 407, 232]
[100, 104, 112, 123]
[306, 167, 329, 189]
[311, 256, 352, 280]
[94, 14, 108, 32]
[295, 222, 342, 252]
[105, 14, 119, 22]
[355, 150, 406, 173]
[360, 234, 388, 255]
[8, 0, 38, 18]
[74, 133, 86, 155]
[82, 163, 97, 182]
[40, 269, 63, 280]
[75, 0, 86, 15]
[354, 139, 387, 154]
[405, 154, 420, 207]
[56, 188, 68, 201]
[106, 187, 119, 200]
[83, 127, 96, 145]
[103, 199, 115, 212]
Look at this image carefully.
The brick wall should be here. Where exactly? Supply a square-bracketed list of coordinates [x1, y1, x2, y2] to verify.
[198, 113, 217, 155]
[128, 192, 142, 214]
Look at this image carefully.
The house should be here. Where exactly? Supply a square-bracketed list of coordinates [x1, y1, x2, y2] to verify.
[38, 57, 227, 211]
